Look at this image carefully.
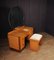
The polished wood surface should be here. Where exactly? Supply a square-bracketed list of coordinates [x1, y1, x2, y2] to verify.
[8, 26, 33, 51]
[29, 36, 43, 51]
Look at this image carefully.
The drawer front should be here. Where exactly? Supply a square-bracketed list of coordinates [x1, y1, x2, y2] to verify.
[8, 36, 19, 50]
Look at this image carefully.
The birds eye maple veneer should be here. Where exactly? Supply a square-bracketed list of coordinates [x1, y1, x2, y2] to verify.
[8, 26, 33, 51]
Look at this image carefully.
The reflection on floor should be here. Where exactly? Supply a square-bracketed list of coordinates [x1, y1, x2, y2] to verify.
[0, 32, 54, 60]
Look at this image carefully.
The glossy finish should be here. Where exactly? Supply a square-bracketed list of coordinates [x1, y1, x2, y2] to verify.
[8, 26, 33, 51]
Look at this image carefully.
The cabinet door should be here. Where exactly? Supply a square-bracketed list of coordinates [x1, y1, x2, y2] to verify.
[8, 36, 19, 50]
[20, 37, 25, 50]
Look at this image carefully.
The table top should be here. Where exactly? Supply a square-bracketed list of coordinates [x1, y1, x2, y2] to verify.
[8, 26, 33, 38]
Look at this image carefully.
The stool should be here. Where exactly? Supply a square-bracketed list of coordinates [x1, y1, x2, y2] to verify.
[29, 34, 43, 51]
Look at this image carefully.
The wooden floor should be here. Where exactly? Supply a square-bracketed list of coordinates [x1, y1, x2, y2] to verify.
[0, 32, 54, 60]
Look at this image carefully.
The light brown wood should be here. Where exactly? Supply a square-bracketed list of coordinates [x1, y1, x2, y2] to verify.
[8, 26, 33, 51]
[29, 37, 43, 51]
[30, 39, 40, 51]
[15, 26, 33, 39]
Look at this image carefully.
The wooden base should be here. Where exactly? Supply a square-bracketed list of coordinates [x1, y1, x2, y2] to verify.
[30, 40, 40, 51]
[9, 46, 25, 52]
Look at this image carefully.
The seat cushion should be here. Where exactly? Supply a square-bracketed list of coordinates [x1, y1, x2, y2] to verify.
[30, 34, 43, 41]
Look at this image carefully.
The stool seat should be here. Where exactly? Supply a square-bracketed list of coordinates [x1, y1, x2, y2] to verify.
[30, 34, 42, 41]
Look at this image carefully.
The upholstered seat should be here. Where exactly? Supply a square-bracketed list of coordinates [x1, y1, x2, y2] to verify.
[29, 33, 43, 51]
